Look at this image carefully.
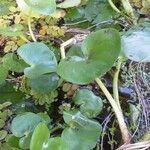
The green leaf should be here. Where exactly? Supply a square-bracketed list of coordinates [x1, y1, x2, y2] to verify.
[30, 123, 68, 150]
[57, 0, 81, 8]
[37, 113, 51, 124]
[30, 123, 49, 150]
[62, 111, 101, 150]
[17, 42, 57, 79]
[7, 135, 20, 149]
[0, 130, 7, 140]
[28, 73, 59, 93]
[122, 22, 150, 62]
[19, 133, 32, 149]
[66, 44, 84, 57]
[24, 0, 56, 15]
[0, 24, 24, 37]
[0, 65, 8, 85]
[0, 83, 24, 103]
[0, 3, 9, 16]
[46, 137, 67, 150]
[0, 0, 15, 16]
[2, 53, 28, 72]
[11, 112, 43, 137]
[84, 0, 115, 24]
[73, 89, 103, 118]
[57, 28, 121, 84]
[0, 119, 5, 128]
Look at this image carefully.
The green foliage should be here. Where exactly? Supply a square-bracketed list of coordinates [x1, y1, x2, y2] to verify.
[7, 135, 20, 149]
[84, 0, 116, 24]
[2, 53, 28, 72]
[28, 73, 59, 93]
[62, 111, 101, 150]
[17, 42, 57, 79]
[0, 83, 24, 104]
[57, 0, 81, 8]
[11, 112, 50, 149]
[32, 90, 58, 105]
[0, 24, 24, 37]
[30, 123, 67, 150]
[73, 89, 103, 118]
[30, 123, 49, 150]
[57, 28, 121, 84]
[122, 21, 150, 62]
[0, 130, 7, 140]
[0, 0, 15, 16]
[0, 0, 149, 149]
[0, 65, 8, 85]
[16, 0, 56, 16]
[24, 0, 56, 15]
[11, 112, 43, 138]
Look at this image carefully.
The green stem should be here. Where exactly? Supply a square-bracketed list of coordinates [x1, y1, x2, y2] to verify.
[121, 0, 137, 25]
[50, 125, 63, 134]
[108, 0, 121, 14]
[28, 15, 36, 42]
[113, 59, 122, 109]
[95, 78, 130, 143]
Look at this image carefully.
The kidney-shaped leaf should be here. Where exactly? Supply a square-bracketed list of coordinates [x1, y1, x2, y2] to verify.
[24, 0, 56, 15]
[17, 42, 57, 79]
[73, 89, 103, 118]
[11, 112, 43, 137]
[57, 0, 81, 8]
[57, 28, 121, 84]
[62, 111, 101, 150]
[122, 22, 150, 62]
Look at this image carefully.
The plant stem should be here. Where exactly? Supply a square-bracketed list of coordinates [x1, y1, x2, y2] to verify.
[60, 38, 75, 59]
[113, 59, 122, 109]
[121, 0, 137, 25]
[28, 15, 36, 42]
[50, 125, 63, 135]
[95, 78, 130, 143]
[108, 0, 121, 14]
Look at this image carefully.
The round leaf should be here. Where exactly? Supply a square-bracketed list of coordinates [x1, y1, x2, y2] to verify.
[122, 22, 150, 62]
[57, 28, 121, 84]
[17, 42, 57, 79]
[73, 89, 103, 118]
[24, 0, 56, 15]
[11, 112, 43, 137]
